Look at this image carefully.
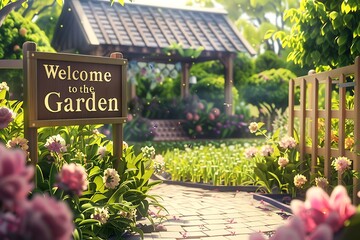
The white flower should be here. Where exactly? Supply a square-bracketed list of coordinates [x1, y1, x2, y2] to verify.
[0, 82, 9, 92]
[248, 122, 258, 133]
[331, 156, 352, 173]
[97, 146, 107, 158]
[244, 147, 257, 159]
[103, 168, 120, 189]
[278, 157, 289, 168]
[91, 207, 109, 224]
[294, 174, 307, 188]
[141, 146, 155, 159]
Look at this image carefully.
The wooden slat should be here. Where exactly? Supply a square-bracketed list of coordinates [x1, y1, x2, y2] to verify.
[100, 3, 122, 45]
[311, 78, 319, 174]
[88, 1, 111, 44]
[150, 11, 177, 47]
[165, 10, 195, 48]
[113, 8, 138, 45]
[353, 56, 360, 203]
[0, 60, 22, 69]
[177, 10, 203, 47]
[338, 74, 346, 157]
[299, 78, 306, 171]
[324, 77, 332, 180]
[187, 11, 222, 52]
[156, 9, 184, 46]
[288, 79, 295, 136]
[136, 6, 164, 48]
[197, 12, 230, 51]
[128, 9, 153, 47]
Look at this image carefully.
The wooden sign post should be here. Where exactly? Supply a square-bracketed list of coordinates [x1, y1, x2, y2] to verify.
[23, 41, 127, 168]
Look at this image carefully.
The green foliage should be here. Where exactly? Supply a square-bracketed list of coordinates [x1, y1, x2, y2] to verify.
[189, 60, 224, 81]
[243, 68, 296, 111]
[123, 116, 156, 141]
[0, 11, 54, 99]
[255, 50, 286, 72]
[163, 143, 261, 186]
[190, 76, 239, 110]
[216, 0, 299, 55]
[272, 0, 360, 68]
[233, 53, 255, 89]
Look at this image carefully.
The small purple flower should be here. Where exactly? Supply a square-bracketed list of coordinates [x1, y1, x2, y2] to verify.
[0, 107, 15, 129]
[44, 134, 67, 153]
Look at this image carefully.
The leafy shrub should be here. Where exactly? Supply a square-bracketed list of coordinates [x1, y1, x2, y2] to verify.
[243, 68, 296, 112]
[190, 75, 239, 110]
[255, 50, 285, 72]
[0, 11, 54, 100]
[124, 116, 156, 141]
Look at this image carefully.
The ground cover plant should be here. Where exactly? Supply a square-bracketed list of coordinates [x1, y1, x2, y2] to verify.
[0, 83, 163, 240]
[161, 141, 263, 186]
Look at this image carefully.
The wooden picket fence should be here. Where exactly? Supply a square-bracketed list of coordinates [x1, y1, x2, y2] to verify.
[288, 57, 360, 202]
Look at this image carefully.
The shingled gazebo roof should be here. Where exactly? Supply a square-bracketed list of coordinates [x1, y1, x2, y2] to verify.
[52, 0, 255, 61]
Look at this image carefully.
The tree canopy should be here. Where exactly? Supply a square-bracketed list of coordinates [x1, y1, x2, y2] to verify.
[271, 0, 360, 69]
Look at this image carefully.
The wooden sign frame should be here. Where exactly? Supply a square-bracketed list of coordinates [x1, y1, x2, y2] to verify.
[23, 42, 127, 168]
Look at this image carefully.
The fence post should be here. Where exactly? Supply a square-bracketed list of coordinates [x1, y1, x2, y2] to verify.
[23, 41, 38, 165]
[110, 52, 125, 171]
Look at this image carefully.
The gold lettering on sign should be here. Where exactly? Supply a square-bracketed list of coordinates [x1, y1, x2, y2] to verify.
[44, 92, 119, 112]
[43, 64, 112, 82]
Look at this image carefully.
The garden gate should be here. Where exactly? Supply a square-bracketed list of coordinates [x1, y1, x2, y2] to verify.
[288, 57, 360, 202]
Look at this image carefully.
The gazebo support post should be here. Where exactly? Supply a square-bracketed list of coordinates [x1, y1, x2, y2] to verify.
[221, 54, 235, 116]
[181, 62, 190, 98]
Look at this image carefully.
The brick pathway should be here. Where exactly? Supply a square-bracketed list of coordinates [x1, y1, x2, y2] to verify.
[127, 183, 287, 240]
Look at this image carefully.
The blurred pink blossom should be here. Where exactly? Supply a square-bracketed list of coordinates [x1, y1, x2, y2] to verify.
[260, 145, 274, 156]
[19, 195, 74, 240]
[57, 163, 88, 196]
[0, 107, 15, 129]
[211, 108, 220, 117]
[197, 102, 204, 110]
[0, 144, 33, 208]
[195, 125, 202, 133]
[186, 112, 193, 121]
[291, 185, 356, 233]
[208, 112, 215, 121]
[279, 136, 297, 149]
[193, 113, 200, 121]
[244, 147, 257, 159]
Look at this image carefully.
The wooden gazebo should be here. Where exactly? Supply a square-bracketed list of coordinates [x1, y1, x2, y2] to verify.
[52, 0, 255, 115]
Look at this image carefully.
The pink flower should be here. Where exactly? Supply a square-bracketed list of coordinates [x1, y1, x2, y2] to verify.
[278, 157, 289, 168]
[18, 195, 74, 240]
[279, 136, 297, 149]
[127, 114, 133, 121]
[244, 147, 257, 158]
[195, 125, 202, 133]
[211, 108, 220, 117]
[315, 177, 329, 189]
[248, 122, 258, 133]
[57, 163, 88, 196]
[208, 112, 215, 121]
[197, 102, 204, 110]
[0, 107, 15, 129]
[331, 156, 351, 173]
[0, 145, 34, 208]
[44, 134, 67, 153]
[291, 186, 356, 233]
[294, 174, 307, 188]
[6, 137, 29, 151]
[260, 145, 274, 156]
[186, 112, 193, 121]
[193, 113, 200, 121]
[0, 212, 20, 238]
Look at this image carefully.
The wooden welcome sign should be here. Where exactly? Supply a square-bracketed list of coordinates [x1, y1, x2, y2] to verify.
[23, 42, 127, 167]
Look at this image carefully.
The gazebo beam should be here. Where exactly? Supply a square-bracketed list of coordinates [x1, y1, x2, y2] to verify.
[181, 62, 190, 98]
[220, 54, 235, 116]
